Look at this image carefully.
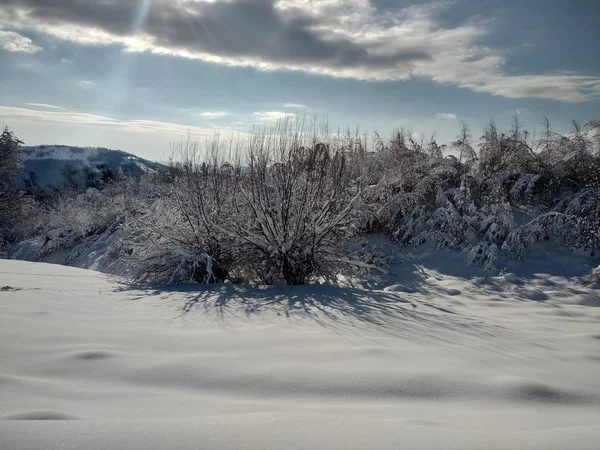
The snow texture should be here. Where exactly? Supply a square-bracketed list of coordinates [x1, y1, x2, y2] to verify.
[1, 255, 599, 450]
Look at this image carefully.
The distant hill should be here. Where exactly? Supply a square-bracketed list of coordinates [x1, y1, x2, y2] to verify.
[17, 145, 165, 189]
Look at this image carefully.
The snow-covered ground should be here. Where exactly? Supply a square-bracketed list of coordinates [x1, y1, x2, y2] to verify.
[1, 257, 600, 449]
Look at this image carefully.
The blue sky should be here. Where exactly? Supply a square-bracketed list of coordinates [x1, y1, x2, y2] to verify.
[0, 0, 598, 160]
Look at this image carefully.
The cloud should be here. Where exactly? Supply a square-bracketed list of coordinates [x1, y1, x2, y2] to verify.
[463, 74, 600, 103]
[199, 111, 228, 118]
[514, 108, 531, 116]
[0, 104, 235, 139]
[0, 104, 248, 160]
[435, 113, 458, 120]
[0, 0, 599, 102]
[253, 111, 297, 122]
[25, 103, 66, 111]
[283, 103, 307, 109]
[77, 80, 96, 88]
[0, 29, 41, 53]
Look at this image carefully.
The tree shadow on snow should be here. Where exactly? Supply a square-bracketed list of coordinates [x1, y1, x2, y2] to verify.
[115, 277, 476, 341]
[174, 283, 420, 325]
[113, 247, 599, 333]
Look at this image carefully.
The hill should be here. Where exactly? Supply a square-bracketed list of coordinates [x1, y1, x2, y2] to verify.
[17, 145, 164, 189]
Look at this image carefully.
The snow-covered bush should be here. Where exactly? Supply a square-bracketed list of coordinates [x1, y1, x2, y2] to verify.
[227, 120, 362, 284]
[502, 212, 581, 258]
[130, 247, 222, 285]
[6, 117, 600, 284]
[125, 192, 232, 285]
[37, 228, 77, 258]
[466, 241, 499, 273]
[126, 121, 362, 285]
[477, 200, 514, 245]
[412, 187, 474, 248]
[34, 179, 136, 260]
[551, 188, 600, 255]
[385, 183, 480, 250]
[478, 119, 538, 177]
[376, 164, 514, 270]
[123, 136, 239, 285]
[509, 173, 540, 203]
[553, 188, 597, 216]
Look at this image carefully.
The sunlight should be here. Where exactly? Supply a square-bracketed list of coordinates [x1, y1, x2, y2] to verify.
[132, 0, 153, 36]
[101, 0, 154, 113]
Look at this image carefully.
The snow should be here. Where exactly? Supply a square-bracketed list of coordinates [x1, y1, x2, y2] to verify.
[25, 145, 100, 161]
[1, 257, 600, 449]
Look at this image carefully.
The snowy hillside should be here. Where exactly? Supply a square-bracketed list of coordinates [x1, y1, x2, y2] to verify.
[18, 145, 164, 188]
[1, 258, 599, 449]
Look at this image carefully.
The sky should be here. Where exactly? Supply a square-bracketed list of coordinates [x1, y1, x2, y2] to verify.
[0, 0, 599, 161]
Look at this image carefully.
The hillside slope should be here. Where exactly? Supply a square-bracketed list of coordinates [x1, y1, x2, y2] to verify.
[1, 259, 599, 449]
[17, 145, 164, 188]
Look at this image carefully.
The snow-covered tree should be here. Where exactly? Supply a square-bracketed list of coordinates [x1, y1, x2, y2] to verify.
[452, 121, 477, 171]
[125, 162, 235, 285]
[229, 119, 361, 284]
[126, 120, 362, 285]
[0, 127, 25, 243]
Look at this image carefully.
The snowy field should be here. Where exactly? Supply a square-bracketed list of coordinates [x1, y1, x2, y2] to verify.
[1, 256, 600, 449]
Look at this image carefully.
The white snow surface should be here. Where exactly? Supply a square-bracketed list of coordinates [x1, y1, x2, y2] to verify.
[25, 145, 101, 161]
[1, 258, 600, 449]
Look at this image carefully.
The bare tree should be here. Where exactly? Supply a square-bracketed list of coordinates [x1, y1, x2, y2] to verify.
[452, 121, 476, 167]
[127, 118, 362, 285]
[229, 118, 361, 284]
[125, 135, 238, 284]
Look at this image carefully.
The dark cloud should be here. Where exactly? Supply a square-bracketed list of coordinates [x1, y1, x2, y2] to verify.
[1, 0, 598, 101]
[0, 0, 431, 69]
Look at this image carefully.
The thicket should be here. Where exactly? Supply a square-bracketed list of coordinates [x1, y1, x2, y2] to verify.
[3, 116, 600, 283]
